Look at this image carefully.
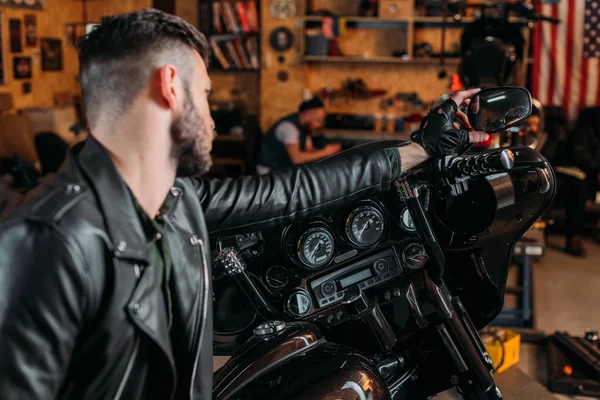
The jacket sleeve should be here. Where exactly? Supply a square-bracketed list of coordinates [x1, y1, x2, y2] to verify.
[194, 149, 395, 235]
[0, 222, 88, 399]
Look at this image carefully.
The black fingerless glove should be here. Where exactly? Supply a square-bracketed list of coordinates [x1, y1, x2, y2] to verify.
[468, 108, 483, 131]
[410, 99, 470, 157]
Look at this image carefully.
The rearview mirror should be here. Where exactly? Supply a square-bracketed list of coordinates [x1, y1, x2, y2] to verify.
[468, 87, 532, 133]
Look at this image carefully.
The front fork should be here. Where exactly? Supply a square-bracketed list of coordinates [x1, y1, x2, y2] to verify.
[430, 282, 503, 399]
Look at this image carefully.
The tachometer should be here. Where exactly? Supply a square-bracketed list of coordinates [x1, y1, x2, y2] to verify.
[346, 206, 385, 247]
[298, 227, 335, 269]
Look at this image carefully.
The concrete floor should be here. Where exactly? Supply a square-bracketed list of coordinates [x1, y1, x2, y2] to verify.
[520, 235, 600, 400]
[213, 235, 600, 399]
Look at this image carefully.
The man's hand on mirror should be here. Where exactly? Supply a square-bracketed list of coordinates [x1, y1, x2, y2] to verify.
[410, 88, 489, 158]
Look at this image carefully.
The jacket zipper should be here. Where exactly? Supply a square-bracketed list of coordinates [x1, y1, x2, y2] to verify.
[113, 336, 141, 400]
[113, 266, 142, 400]
[189, 238, 210, 399]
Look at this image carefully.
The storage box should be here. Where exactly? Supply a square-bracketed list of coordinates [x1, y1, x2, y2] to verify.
[380, 0, 414, 20]
[482, 328, 521, 373]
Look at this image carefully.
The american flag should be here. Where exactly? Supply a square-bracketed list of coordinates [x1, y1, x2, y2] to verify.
[531, 0, 600, 121]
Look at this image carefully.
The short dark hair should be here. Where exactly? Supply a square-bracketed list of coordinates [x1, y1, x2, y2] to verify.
[78, 8, 210, 127]
[299, 97, 325, 113]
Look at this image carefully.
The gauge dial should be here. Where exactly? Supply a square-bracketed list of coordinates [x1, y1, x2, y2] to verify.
[346, 206, 385, 247]
[298, 227, 335, 269]
[399, 207, 417, 233]
[402, 242, 428, 270]
[265, 265, 289, 290]
[287, 290, 312, 317]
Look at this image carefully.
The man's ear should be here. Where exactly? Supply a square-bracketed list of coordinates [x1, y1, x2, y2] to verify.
[158, 64, 179, 111]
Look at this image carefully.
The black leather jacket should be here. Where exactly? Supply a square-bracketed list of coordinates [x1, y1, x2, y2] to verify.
[0, 136, 396, 400]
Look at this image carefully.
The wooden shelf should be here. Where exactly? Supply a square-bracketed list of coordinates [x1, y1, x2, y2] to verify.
[210, 69, 260, 73]
[304, 55, 462, 64]
[214, 134, 244, 142]
[212, 158, 245, 166]
[413, 16, 474, 23]
[304, 16, 409, 29]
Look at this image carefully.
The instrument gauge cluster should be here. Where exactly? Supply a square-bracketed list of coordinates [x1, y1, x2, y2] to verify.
[346, 206, 385, 247]
[297, 227, 335, 269]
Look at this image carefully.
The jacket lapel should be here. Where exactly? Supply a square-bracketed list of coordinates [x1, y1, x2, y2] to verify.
[74, 136, 148, 262]
[69, 136, 176, 374]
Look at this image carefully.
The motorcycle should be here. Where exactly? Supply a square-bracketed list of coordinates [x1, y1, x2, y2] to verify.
[211, 87, 555, 399]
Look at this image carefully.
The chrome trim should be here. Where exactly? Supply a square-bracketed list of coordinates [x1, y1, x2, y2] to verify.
[113, 336, 140, 400]
[189, 238, 210, 399]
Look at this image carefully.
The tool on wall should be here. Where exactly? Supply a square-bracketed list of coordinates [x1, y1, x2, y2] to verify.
[318, 78, 387, 103]
[269, 26, 294, 52]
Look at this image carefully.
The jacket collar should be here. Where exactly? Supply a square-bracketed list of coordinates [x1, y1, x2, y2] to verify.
[72, 135, 149, 262]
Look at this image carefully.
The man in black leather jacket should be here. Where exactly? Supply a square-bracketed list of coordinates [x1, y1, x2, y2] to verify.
[0, 9, 487, 400]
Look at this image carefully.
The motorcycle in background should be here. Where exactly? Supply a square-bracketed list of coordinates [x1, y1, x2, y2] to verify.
[212, 87, 555, 399]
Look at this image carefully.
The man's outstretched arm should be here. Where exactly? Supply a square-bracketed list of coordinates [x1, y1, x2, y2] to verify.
[196, 89, 488, 235]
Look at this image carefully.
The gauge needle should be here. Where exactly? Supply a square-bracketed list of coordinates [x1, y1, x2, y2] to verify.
[309, 240, 323, 260]
[359, 219, 372, 239]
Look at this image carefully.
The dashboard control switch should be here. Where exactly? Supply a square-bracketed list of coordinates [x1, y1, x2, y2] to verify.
[392, 288, 402, 298]
[321, 281, 336, 296]
[374, 259, 390, 274]
[383, 291, 391, 301]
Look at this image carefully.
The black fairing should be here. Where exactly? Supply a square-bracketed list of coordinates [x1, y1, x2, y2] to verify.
[214, 321, 389, 400]
[431, 146, 555, 327]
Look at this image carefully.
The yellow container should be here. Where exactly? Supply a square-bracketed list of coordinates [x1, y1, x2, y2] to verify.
[482, 328, 521, 373]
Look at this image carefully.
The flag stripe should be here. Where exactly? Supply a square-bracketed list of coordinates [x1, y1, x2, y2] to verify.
[556, 1, 567, 106]
[586, 58, 598, 106]
[570, 0, 586, 119]
[539, 3, 553, 106]
[562, 0, 574, 118]
[579, 58, 589, 114]
[597, 59, 600, 105]
[532, 15, 542, 99]
[549, 4, 559, 105]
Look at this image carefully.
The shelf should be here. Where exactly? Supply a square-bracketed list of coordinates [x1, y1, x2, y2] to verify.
[304, 55, 462, 64]
[214, 135, 244, 142]
[210, 68, 260, 73]
[304, 16, 409, 29]
[209, 32, 259, 41]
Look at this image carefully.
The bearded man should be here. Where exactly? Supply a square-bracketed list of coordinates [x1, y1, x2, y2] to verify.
[0, 9, 486, 400]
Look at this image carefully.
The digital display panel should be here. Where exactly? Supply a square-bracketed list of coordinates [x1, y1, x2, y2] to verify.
[339, 269, 372, 289]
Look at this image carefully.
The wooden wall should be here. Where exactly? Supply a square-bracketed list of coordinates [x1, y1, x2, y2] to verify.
[259, 0, 306, 131]
[258, 0, 460, 131]
[86, 0, 152, 20]
[0, 0, 83, 110]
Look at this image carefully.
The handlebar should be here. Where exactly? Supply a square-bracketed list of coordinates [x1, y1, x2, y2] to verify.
[447, 149, 515, 178]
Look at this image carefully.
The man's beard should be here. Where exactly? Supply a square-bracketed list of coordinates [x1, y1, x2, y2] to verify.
[170, 92, 212, 178]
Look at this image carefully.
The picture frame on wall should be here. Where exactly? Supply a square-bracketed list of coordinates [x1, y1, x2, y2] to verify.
[9, 19, 22, 53]
[24, 14, 36, 47]
[41, 38, 62, 71]
[13, 56, 32, 79]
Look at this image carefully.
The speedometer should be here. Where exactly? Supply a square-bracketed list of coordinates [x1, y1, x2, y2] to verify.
[298, 227, 335, 269]
[346, 206, 385, 247]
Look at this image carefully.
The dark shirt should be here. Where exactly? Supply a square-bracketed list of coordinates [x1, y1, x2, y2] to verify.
[132, 196, 173, 329]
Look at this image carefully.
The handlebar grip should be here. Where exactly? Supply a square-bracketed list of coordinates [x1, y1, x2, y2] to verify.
[449, 149, 515, 178]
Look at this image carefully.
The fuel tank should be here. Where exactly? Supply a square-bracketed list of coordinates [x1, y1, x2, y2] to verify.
[213, 321, 390, 400]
